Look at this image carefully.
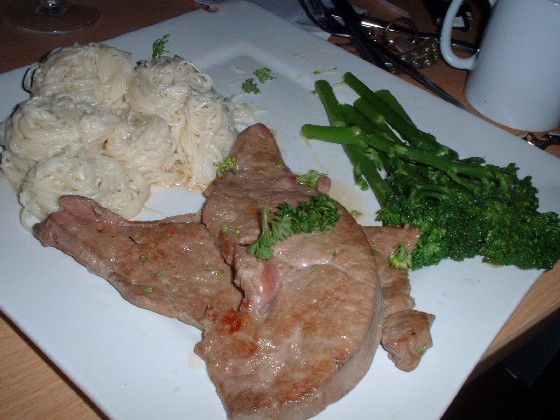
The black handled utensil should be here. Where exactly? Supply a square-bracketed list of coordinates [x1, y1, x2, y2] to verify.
[300, 0, 470, 112]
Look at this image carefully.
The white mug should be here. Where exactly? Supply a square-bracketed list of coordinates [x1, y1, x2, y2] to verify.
[440, 0, 560, 132]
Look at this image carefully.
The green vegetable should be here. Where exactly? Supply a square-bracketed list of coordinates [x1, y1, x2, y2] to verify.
[248, 193, 340, 261]
[387, 243, 413, 270]
[152, 34, 170, 58]
[242, 68, 275, 94]
[296, 169, 326, 189]
[351, 210, 363, 219]
[241, 78, 260, 94]
[143, 286, 153, 294]
[302, 74, 560, 270]
[215, 156, 235, 176]
[253, 68, 275, 83]
[156, 265, 176, 277]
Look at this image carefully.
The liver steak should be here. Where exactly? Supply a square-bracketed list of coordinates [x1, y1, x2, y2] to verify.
[195, 124, 383, 419]
[33, 195, 242, 330]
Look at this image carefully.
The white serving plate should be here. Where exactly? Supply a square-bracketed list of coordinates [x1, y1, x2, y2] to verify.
[1, 1, 559, 419]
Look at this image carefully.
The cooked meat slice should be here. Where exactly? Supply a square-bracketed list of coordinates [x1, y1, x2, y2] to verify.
[381, 274, 415, 316]
[202, 124, 320, 264]
[33, 195, 242, 330]
[362, 225, 435, 371]
[363, 225, 421, 258]
[362, 226, 421, 314]
[196, 124, 383, 419]
[381, 310, 435, 372]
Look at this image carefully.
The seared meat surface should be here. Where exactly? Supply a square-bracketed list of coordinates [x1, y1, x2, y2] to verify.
[195, 124, 383, 419]
[33, 195, 242, 330]
[381, 309, 435, 372]
[32, 123, 434, 417]
[362, 226, 435, 371]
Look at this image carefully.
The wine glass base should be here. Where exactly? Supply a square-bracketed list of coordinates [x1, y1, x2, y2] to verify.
[6, 1, 100, 34]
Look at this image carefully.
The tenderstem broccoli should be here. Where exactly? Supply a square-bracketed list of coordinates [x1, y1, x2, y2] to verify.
[301, 73, 560, 270]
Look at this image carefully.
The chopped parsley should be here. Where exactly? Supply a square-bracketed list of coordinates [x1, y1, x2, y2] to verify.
[156, 265, 176, 277]
[253, 68, 275, 83]
[241, 68, 275, 94]
[143, 286, 153, 294]
[241, 78, 260, 94]
[351, 210, 363, 219]
[248, 193, 340, 261]
[296, 170, 326, 189]
[152, 34, 170, 58]
[215, 156, 235, 176]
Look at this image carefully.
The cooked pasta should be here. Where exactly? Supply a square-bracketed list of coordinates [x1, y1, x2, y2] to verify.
[0, 43, 253, 228]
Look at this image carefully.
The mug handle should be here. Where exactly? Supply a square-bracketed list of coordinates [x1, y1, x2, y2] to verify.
[440, 0, 493, 69]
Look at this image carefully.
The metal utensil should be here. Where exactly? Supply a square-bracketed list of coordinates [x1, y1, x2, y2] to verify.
[299, 0, 388, 69]
[358, 15, 477, 54]
[300, 0, 470, 112]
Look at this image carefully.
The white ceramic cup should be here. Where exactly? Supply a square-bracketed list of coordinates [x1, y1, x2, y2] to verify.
[440, 0, 560, 132]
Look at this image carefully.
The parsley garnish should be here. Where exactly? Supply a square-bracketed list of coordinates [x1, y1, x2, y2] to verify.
[156, 265, 176, 277]
[296, 170, 326, 189]
[241, 78, 260, 94]
[253, 68, 275, 83]
[152, 34, 170, 58]
[215, 157, 235, 176]
[247, 193, 339, 261]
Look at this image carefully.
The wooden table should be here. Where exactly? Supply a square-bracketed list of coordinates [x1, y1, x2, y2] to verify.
[1, 1, 559, 418]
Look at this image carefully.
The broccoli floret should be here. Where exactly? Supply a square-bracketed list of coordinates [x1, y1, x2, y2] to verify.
[387, 243, 413, 270]
[152, 34, 170, 58]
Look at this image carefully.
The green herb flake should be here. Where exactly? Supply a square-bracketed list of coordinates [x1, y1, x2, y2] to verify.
[221, 225, 231, 232]
[241, 78, 260, 94]
[234, 228, 241, 235]
[215, 157, 235, 176]
[206, 268, 225, 275]
[152, 34, 170, 58]
[351, 210, 363, 219]
[296, 170, 326, 189]
[143, 286, 153, 294]
[253, 68, 275, 83]
[139, 255, 148, 262]
[156, 265, 176, 277]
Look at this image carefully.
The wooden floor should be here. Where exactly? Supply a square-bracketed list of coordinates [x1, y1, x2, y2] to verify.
[443, 346, 560, 419]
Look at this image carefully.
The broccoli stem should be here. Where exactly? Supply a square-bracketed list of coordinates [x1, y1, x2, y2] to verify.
[344, 144, 392, 207]
[374, 89, 415, 127]
[352, 98, 403, 144]
[301, 125, 498, 192]
[314, 80, 346, 127]
[344, 72, 456, 158]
